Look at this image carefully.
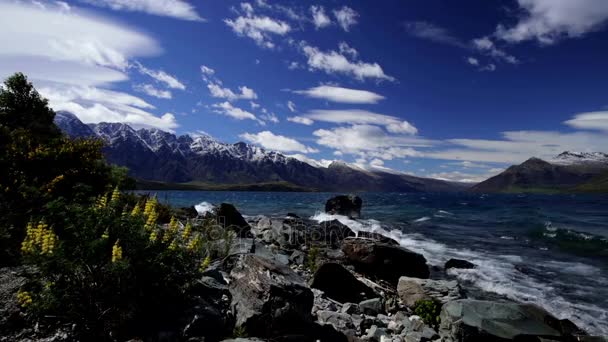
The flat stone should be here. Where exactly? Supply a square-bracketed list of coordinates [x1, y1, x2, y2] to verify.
[397, 277, 462, 308]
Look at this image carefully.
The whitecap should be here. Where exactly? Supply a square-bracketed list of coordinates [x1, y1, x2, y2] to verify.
[413, 216, 431, 223]
[194, 201, 215, 215]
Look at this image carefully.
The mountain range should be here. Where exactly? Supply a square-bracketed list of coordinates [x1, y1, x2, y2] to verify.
[54, 111, 463, 192]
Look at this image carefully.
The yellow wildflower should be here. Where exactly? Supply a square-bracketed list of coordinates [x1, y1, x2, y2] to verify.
[167, 239, 177, 251]
[144, 209, 158, 231]
[110, 187, 120, 205]
[16, 290, 33, 308]
[187, 235, 201, 252]
[21, 220, 57, 256]
[130, 203, 142, 217]
[149, 230, 158, 243]
[182, 222, 192, 241]
[101, 228, 109, 239]
[199, 255, 211, 272]
[111, 240, 123, 263]
[96, 194, 108, 209]
[143, 197, 157, 218]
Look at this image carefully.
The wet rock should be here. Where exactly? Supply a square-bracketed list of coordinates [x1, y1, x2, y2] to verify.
[397, 277, 462, 308]
[310, 263, 377, 304]
[444, 259, 476, 271]
[366, 325, 389, 342]
[216, 203, 252, 238]
[229, 254, 313, 338]
[439, 299, 575, 341]
[325, 195, 363, 219]
[359, 298, 384, 316]
[342, 238, 430, 285]
[357, 231, 399, 245]
[316, 219, 356, 248]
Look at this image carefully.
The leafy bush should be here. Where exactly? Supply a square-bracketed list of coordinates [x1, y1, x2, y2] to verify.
[306, 245, 320, 273]
[19, 189, 212, 340]
[413, 299, 442, 328]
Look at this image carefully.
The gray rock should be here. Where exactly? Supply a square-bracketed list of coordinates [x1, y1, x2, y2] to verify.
[311, 263, 377, 304]
[325, 195, 363, 219]
[421, 326, 438, 340]
[444, 259, 476, 271]
[397, 277, 462, 308]
[317, 310, 356, 331]
[0, 267, 28, 335]
[312, 288, 339, 313]
[289, 250, 306, 265]
[341, 302, 361, 315]
[366, 325, 389, 342]
[229, 254, 313, 338]
[439, 299, 575, 341]
[215, 203, 252, 238]
[342, 238, 429, 285]
[360, 298, 384, 316]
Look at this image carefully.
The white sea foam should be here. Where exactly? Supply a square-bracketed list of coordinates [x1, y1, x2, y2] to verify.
[309, 212, 608, 335]
[413, 216, 431, 223]
[194, 201, 215, 215]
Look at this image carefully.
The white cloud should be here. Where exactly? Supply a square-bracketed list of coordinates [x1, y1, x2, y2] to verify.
[133, 83, 172, 99]
[135, 63, 186, 89]
[224, 8, 291, 49]
[304, 109, 417, 134]
[472, 37, 519, 64]
[200, 65, 215, 76]
[288, 116, 314, 125]
[333, 6, 359, 32]
[294, 85, 384, 104]
[481, 63, 496, 72]
[287, 100, 296, 112]
[467, 57, 479, 66]
[496, 0, 608, 45]
[240, 131, 318, 153]
[250, 101, 261, 109]
[564, 111, 608, 132]
[338, 42, 358, 59]
[40, 85, 178, 131]
[287, 154, 334, 168]
[0, 2, 178, 131]
[313, 124, 428, 160]
[207, 83, 258, 101]
[261, 112, 279, 123]
[425, 130, 608, 163]
[310, 5, 331, 29]
[79, 0, 203, 21]
[0, 2, 160, 71]
[428, 169, 503, 183]
[212, 102, 259, 121]
[287, 61, 301, 70]
[403, 21, 467, 48]
[300, 43, 394, 81]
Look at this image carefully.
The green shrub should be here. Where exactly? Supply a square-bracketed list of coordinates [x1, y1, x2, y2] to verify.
[413, 299, 442, 328]
[306, 245, 320, 273]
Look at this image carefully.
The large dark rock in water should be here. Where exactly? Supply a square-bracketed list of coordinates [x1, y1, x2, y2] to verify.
[315, 220, 356, 248]
[325, 195, 363, 218]
[439, 300, 587, 341]
[229, 254, 314, 338]
[310, 263, 377, 304]
[342, 238, 429, 285]
[445, 258, 476, 271]
[216, 203, 252, 238]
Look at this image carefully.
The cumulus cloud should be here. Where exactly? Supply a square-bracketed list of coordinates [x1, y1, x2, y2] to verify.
[79, 0, 203, 21]
[208, 83, 258, 101]
[133, 83, 172, 99]
[0, 2, 179, 130]
[564, 111, 608, 132]
[294, 85, 385, 104]
[200, 65, 215, 76]
[300, 43, 394, 81]
[287, 100, 296, 112]
[240, 131, 318, 153]
[333, 6, 358, 32]
[212, 102, 260, 121]
[472, 37, 519, 64]
[428, 169, 504, 183]
[261, 112, 280, 123]
[224, 6, 291, 49]
[467, 57, 479, 66]
[304, 109, 417, 134]
[134, 63, 186, 89]
[495, 0, 608, 45]
[40, 85, 178, 131]
[310, 5, 331, 29]
[287, 116, 314, 125]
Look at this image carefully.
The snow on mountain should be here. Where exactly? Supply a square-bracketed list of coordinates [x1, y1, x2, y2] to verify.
[550, 151, 608, 165]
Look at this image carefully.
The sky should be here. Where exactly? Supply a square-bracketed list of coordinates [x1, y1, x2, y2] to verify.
[1, 0, 608, 182]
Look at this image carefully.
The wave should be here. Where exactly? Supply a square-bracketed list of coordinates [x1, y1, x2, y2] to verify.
[309, 212, 608, 335]
[194, 201, 214, 215]
[413, 216, 431, 223]
[530, 222, 608, 258]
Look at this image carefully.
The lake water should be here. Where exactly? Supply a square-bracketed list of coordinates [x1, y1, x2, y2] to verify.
[141, 191, 608, 335]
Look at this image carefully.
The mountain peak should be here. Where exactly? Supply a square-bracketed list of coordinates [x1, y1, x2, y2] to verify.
[551, 151, 608, 165]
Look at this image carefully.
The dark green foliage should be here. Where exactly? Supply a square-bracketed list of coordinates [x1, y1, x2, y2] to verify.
[414, 299, 442, 328]
[306, 245, 320, 273]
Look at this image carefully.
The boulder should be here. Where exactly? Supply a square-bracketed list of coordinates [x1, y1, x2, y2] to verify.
[357, 231, 399, 245]
[439, 299, 585, 341]
[175, 206, 200, 219]
[359, 298, 384, 316]
[397, 277, 462, 308]
[315, 220, 356, 248]
[366, 325, 389, 342]
[182, 297, 233, 341]
[316, 310, 356, 331]
[444, 259, 476, 271]
[342, 238, 429, 285]
[325, 195, 363, 218]
[310, 263, 377, 304]
[0, 267, 28, 335]
[216, 203, 252, 238]
[229, 255, 314, 338]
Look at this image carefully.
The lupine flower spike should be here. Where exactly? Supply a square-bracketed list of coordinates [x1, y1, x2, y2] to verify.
[111, 240, 123, 263]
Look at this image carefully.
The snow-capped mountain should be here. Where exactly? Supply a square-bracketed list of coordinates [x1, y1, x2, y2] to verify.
[550, 151, 608, 166]
[53, 112, 462, 192]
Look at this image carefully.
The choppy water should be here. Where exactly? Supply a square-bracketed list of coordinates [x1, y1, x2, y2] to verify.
[142, 191, 608, 335]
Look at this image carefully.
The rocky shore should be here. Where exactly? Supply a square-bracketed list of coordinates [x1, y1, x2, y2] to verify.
[1, 195, 605, 342]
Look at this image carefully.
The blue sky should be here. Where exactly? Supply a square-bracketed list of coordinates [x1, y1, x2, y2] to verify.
[2, 0, 608, 182]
